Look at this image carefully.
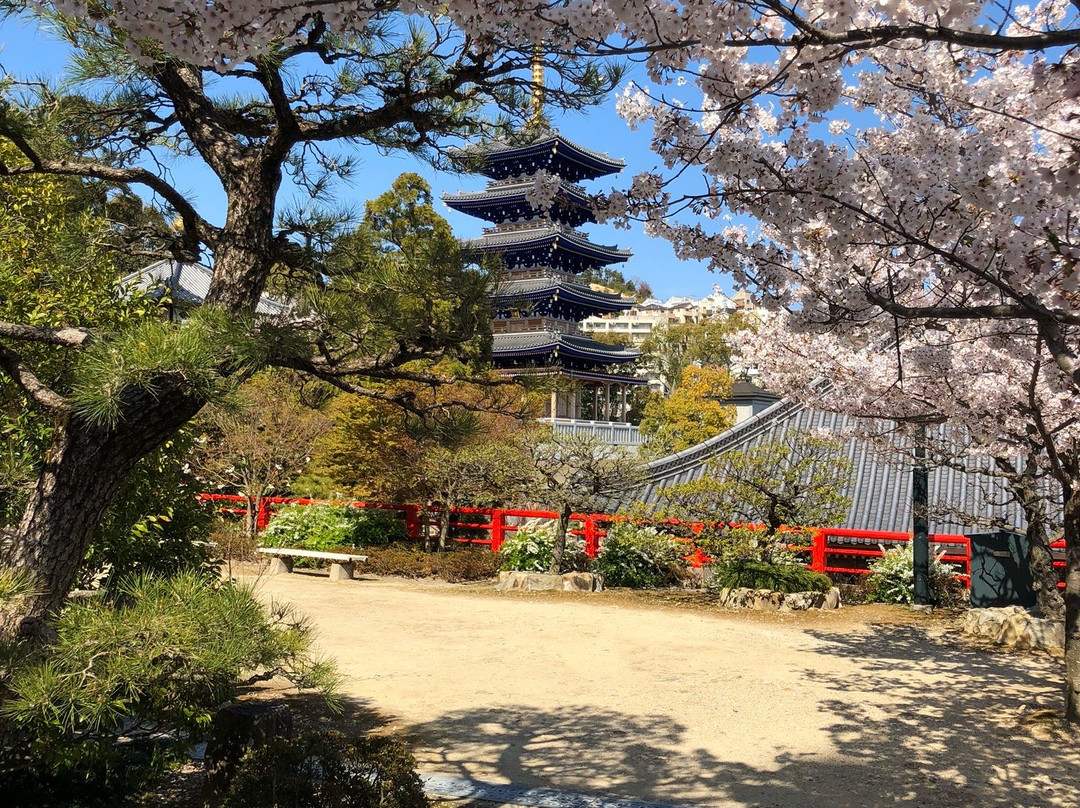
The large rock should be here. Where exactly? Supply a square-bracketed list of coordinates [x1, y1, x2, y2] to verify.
[203, 702, 294, 804]
[496, 571, 604, 592]
[717, 586, 839, 611]
[963, 606, 1064, 653]
[751, 589, 784, 611]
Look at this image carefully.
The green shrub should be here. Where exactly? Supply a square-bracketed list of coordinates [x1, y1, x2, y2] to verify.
[0, 572, 337, 805]
[865, 543, 958, 605]
[693, 524, 808, 567]
[261, 504, 408, 552]
[223, 730, 429, 808]
[348, 508, 410, 547]
[498, 524, 587, 572]
[706, 559, 832, 594]
[592, 523, 687, 588]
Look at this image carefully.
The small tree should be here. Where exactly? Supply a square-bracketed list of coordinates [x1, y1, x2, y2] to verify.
[639, 365, 736, 458]
[420, 441, 532, 551]
[193, 371, 332, 538]
[519, 430, 644, 573]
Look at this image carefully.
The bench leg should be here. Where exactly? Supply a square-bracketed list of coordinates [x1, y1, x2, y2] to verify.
[268, 557, 293, 575]
[329, 562, 354, 581]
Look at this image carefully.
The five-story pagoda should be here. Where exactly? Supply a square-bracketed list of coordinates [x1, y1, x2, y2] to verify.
[444, 110, 643, 422]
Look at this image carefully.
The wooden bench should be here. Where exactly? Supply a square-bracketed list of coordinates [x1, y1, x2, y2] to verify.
[258, 547, 368, 581]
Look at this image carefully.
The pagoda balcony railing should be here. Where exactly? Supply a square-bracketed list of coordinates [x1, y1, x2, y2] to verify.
[488, 177, 588, 197]
[493, 317, 580, 335]
[495, 268, 577, 285]
[484, 220, 575, 236]
[546, 418, 643, 448]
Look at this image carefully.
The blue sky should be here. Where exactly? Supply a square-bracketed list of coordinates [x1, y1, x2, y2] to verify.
[0, 13, 730, 300]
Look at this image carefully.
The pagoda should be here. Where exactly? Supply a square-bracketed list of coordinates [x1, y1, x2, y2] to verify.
[444, 88, 643, 421]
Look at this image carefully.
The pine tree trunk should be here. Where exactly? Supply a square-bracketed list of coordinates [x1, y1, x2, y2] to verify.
[0, 385, 203, 640]
[548, 503, 572, 574]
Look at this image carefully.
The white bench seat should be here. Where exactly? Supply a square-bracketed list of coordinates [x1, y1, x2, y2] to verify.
[258, 547, 368, 580]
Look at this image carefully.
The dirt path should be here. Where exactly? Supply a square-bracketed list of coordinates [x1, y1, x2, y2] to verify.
[246, 570, 1079, 808]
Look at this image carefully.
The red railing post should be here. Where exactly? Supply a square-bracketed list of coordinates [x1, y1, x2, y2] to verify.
[256, 497, 271, 531]
[811, 529, 826, 573]
[490, 509, 505, 553]
[403, 505, 422, 540]
[584, 516, 599, 558]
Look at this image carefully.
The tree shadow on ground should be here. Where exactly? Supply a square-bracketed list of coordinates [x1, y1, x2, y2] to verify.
[410, 624, 1079, 808]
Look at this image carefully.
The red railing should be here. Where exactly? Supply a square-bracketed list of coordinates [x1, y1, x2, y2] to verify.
[200, 494, 1075, 588]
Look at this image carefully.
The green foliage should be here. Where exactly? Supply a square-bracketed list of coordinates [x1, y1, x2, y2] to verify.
[0, 572, 337, 803]
[81, 430, 216, 591]
[865, 544, 958, 605]
[498, 524, 587, 573]
[261, 504, 409, 551]
[639, 315, 745, 394]
[639, 365, 736, 458]
[69, 308, 266, 429]
[692, 524, 806, 567]
[706, 560, 832, 594]
[223, 730, 429, 808]
[653, 431, 852, 539]
[592, 523, 688, 588]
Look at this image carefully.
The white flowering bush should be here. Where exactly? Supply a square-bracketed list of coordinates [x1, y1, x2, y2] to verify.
[866, 543, 958, 605]
[498, 524, 587, 573]
[592, 523, 687, 588]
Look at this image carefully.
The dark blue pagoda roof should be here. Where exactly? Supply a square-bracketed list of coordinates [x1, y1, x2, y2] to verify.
[492, 277, 634, 319]
[442, 179, 594, 227]
[492, 331, 641, 369]
[468, 225, 630, 273]
[453, 131, 625, 183]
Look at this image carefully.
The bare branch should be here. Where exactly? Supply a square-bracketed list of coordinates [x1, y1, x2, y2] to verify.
[0, 322, 93, 348]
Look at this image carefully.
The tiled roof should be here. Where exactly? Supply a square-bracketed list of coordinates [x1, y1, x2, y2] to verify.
[493, 277, 634, 312]
[122, 260, 292, 317]
[624, 397, 1052, 535]
[493, 331, 640, 361]
[453, 131, 625, 181]
[467, 225, 631, 262]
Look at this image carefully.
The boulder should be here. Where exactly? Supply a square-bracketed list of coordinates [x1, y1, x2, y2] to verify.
[963, 607, 1064, 653]
[751, 589, 783, 611]
[203, 702, 294, 804]
[823, 587, 842, 610]
[495, 571, 603, 592]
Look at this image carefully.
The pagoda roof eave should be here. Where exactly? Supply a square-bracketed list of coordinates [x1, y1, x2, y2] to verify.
[451, 131, 625, 180]
[492, 331, 640, 364]
[492, 277, 635, 313]
[466, 226, 631, 265]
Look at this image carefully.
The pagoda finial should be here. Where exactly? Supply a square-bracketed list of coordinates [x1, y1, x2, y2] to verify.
[530, 46, 544, 125]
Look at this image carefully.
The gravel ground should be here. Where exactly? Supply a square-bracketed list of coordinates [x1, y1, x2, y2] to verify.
[243, 568, 1080, 808]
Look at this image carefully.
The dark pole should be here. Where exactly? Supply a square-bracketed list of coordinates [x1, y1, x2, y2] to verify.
[912, 425, 931, 605]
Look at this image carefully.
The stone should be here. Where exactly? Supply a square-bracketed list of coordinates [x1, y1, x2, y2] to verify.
[823, 587, 842, 610]
[328, 561, 354, 581]
[495, 572, 562, 591]
[267, 556, 293, 575]
[562, 572, 603, 592]
[751, 589, 783, 611]
[963, 607, 1064, 653]
[203, 702, 294, 805]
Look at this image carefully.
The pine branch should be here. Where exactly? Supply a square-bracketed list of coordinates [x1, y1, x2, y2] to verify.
[0, 322, 93, 348]
[0, 343, 71, 413]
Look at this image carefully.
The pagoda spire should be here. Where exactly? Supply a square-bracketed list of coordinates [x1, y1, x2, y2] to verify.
[531, 46, 544, 125]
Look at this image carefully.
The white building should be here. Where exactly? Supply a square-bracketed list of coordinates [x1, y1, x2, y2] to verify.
[580, 284, 754, 345]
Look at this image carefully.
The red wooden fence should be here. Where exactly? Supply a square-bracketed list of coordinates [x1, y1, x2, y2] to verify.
[197, 493, 1070, 588]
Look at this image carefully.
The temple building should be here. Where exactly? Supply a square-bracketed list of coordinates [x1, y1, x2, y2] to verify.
[444, 131, 644, 422]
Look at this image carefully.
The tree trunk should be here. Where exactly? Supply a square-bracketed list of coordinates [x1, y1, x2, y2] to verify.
[1, 385, 203, 640]
[438, 507, 451, 552]
[998, 454, 1064, 619]
[1064, 486, 1080, 724]
[548, 503, 573, 574]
